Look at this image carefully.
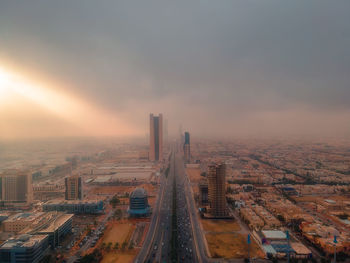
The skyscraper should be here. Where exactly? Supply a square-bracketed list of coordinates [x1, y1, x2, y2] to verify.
[207, 163, 227, 217]
[149, 113, 163, 161]
[0, 170, 33, 205]
[184, 131, 191, 163]
[65, 176, 83, 200]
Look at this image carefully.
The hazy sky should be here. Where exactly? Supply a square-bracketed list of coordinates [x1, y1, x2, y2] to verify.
[0, 1, 349, 139]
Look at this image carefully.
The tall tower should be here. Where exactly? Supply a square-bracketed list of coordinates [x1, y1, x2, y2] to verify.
[0, 170, 33, 205]
[149, 113, 163, 161]
[184, 131, 191, 163]
[207, 163, 227, 217]
[65, 176, 83, 200]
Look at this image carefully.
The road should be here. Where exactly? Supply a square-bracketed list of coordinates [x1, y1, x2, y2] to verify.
[135, 150, 174, 263]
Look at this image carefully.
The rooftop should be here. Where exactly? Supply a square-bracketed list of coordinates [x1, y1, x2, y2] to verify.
[4, 212, 44, 223]
[0, 234, 47, 249]
[130, 188, 147, 199]
[262, 230, 287, 240]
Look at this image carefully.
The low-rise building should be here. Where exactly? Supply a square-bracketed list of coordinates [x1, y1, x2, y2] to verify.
[2, 213, 44, 234]
[0, 234, 49, 263]
[43, 199, 103, 214]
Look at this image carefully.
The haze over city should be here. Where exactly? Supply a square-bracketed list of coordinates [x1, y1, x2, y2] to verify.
[1, 2, 350, 263]
[1, 1, 350, 140]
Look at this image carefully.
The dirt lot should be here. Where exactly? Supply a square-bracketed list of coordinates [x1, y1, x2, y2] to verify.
[206, 233, 264, 259]
[101, 252, 137, 263]
[201, 219, 241, 232]
[103, 222, 135, 244]
[186, 167, 202, 183]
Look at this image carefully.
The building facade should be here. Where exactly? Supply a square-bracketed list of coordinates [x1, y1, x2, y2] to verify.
[43, 200, 104, 214]
[207, 163, 227, 217]
[65, 176, 83, 200]
[0, 234, 49, 263]
[0, 170, 33, 206]
[128, 188, 151, 217]
[149, 113, 163, 161]
[198, 181, 208, 206]
[184, 132, 191, 163]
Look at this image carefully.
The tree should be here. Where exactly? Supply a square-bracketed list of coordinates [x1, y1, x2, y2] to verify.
[114, 242, 119, 250]
[100, 242, 106, 250]
[128, 241, 134, 249]
[277, 214, 285, 223]
[114, 209, 122, 220]
[78, 249, 102, 263]
[107, 242, 112, 251]
[121, 241, 127, 251]
[110, 195, 120, 208]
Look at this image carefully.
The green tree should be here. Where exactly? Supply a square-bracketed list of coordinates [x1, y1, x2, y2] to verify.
[114, 242, 119, 250]
[121, 241, 127, 251]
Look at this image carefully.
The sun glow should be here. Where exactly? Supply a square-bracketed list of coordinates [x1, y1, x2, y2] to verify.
[0, 66, 138, 137]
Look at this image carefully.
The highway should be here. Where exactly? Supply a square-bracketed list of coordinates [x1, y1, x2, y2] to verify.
[135, 150, 174, 263]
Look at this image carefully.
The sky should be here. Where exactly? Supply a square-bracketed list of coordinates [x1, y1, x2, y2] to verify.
[0, 1, 349, 139]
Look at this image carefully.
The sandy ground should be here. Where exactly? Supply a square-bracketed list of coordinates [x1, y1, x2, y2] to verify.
[206, 233, 264, 259]
[103, 222, 135, 244]
[200, 218, 264, 259]
[201, 219, 241, 232]
[186, 167, 202, 183]
[101, 252, 137, 263]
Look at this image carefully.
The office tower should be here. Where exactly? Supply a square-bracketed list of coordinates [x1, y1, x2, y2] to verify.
[198, 181, 208, 206]
[65, 176, 83, 200]
[149, 113, 163, 161]
[207, 163, 227, 217]
[0, 170, 33, 205]
[184, 131, 191, 163]
[164, 118, 168, 147]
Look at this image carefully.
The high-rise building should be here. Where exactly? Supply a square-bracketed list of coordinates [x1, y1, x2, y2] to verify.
[149, 113, 163, 161]
[0, 170, 33, 206]
[198, 181, 208, 206]
[164, 118, 168, 147]
[207, 163, 227, 217]
[184, 131, 190, 145]
[184, 131, 191, 163]
[65, 176, 83, 200]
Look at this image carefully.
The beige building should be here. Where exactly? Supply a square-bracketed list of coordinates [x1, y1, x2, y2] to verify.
[207, 163, 227, 217]
[0, 170, 33, 205]
[3, 213, 44, 233]
[149, 113, 163, 161]
[65, 176, 83, 200]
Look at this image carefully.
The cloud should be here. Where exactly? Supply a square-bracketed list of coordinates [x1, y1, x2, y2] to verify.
[0, 1, 349, 138]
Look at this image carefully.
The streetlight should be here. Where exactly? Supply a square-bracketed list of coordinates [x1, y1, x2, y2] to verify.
[247, 234, 251, 263]
[333, 235, 337, 263]
[286, 230, 290, 263]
